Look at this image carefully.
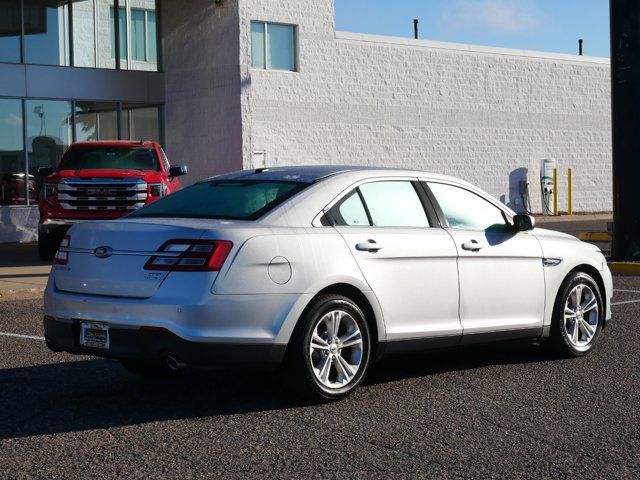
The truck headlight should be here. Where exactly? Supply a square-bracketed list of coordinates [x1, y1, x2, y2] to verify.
[149, 183, 165, 198]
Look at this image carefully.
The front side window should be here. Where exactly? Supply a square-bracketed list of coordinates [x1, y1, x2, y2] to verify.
[428, 182, 507, 231]
[251, 21, 296, 71]
[129, 180, 308, 220]
[328, 181, 430, 228]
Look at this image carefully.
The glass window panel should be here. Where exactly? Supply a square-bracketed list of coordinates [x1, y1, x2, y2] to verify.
[131, 9, 145, 61]
[26, 100, 71, 200]
[129, 181, 308, 220]
[0, 0, 21, 63]
[109, 6, 126, 60]
[267, 23, 295, 71]
[428, 182, 507, 231]
[359, 181, 429, 228]
[0, 99, 27, 205]
[251, 21, 265, 69]
[147, 10, 157, 63]
[24, 0, 70, 66]
[71, 0, 96, 67]
[75, 101, 119, 142]
[330, 190, 370, 226]
[122, 104, 160, 142]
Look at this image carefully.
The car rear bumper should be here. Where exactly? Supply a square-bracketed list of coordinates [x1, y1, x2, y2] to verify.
[43, 316, 287, 367]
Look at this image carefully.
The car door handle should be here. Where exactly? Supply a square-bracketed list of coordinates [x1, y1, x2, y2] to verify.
[356, 240, 383, 253]
[461, 240, 483, 252]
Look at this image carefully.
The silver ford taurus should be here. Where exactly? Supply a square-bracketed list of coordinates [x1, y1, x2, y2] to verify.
[44, 166, 613, 400]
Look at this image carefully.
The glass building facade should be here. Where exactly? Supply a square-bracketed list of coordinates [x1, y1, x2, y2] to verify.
[0, 0, 163, 207]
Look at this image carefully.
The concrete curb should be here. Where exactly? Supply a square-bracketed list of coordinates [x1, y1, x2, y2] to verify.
[608, 263, 640, 275]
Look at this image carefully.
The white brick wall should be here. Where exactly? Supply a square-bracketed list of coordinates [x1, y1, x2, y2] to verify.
[238, 0, 612, 213]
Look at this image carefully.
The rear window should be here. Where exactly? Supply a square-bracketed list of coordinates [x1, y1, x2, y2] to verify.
[59, 146, 159, 171]
[128, 180, 308, 220]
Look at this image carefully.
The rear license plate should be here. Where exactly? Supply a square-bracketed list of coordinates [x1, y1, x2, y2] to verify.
[79, 321, 110, 349]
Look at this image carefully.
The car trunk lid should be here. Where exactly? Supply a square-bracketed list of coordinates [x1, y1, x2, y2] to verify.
[53, 221, 209, 298]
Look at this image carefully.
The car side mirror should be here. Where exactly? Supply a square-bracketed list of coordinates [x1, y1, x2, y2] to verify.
[512, 214, 535, 232]
[37, 166, 53, 177]
[169, 165, 188, 178]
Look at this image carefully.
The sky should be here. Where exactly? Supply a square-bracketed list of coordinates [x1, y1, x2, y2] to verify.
[335, 0, 610, 58]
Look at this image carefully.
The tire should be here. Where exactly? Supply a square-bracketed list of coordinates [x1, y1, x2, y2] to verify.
[284, 294, 371, 401]
[549, 271, 604, 357]
[38, 231, 59, 261]
[119, 359, 182, 379]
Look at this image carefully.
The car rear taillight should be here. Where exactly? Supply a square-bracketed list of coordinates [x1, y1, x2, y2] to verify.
[54, 235, 71, 265]
[144, 239, 233, 272]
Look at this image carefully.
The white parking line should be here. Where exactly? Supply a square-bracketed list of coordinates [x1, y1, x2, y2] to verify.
[612, 299, 640, 306]
[613, 289, 640, 293]
[0, 332, 44, 341]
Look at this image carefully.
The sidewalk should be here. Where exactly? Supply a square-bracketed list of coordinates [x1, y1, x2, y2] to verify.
[0, 243, 50, 299]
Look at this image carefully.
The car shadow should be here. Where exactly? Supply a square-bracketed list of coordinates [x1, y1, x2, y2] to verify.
[0, 341, 554, 440]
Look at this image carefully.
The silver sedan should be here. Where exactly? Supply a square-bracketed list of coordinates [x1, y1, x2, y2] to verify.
[44, 166, 613, 400]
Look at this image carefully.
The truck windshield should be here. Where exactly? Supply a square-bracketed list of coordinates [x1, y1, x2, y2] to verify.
[128, 180, 308, 220]
[59, 146, 159, 171]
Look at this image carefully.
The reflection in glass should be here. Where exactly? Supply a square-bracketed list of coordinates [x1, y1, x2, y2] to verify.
[0, 0, 21, 63]
[75, 101, 119, 141]
[267, 24, 295, 71]
[24, 0, 70, 66]
[0, 99, 27, 205]
[251, 22, 265, 69]
[109, 6, 126, 60]
[121, 104, 160, 142]
[72, 0, 96, 67]
[26, 100, 71, 198]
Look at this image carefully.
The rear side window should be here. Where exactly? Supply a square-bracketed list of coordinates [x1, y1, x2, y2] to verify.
[128, 180, 307, 220]
[359, 181, 430, 228]
[59, 146, 159, 171]
[330, 190, 369, 226]
[328, 181, 430, 228]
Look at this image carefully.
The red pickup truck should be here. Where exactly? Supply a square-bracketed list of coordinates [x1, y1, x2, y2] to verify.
[37, 141, 187, 260]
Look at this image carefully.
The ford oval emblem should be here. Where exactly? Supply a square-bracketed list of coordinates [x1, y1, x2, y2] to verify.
[94, 246, 113, 259]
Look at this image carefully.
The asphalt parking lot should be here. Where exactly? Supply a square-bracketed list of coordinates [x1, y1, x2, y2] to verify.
[2, 215, 639, 479]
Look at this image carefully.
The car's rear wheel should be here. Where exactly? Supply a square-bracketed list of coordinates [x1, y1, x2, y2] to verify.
[550, 271, 603, 357]
[285, 295, 371, 401]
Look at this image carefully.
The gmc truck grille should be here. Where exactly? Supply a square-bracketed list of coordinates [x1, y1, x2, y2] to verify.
[57, 179, 148, 211]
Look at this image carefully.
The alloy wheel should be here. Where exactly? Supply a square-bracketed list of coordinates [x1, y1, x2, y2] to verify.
[563, 284, 599, 349]
[309, 310, 364, 389]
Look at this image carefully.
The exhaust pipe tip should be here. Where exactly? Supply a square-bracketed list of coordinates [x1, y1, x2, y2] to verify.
[165, 354, 187, 371]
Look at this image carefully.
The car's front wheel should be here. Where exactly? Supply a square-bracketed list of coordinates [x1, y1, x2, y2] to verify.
[285, 295, 371, 401]
[550, 271, 603, 357]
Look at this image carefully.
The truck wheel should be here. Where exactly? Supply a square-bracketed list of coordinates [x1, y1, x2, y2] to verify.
[38, 231, 59, 261]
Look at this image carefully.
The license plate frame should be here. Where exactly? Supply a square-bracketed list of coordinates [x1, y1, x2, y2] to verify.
[79, 320, 110, 349]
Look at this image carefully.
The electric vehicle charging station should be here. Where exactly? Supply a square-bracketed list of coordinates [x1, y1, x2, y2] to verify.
[540, 158, 557, 215]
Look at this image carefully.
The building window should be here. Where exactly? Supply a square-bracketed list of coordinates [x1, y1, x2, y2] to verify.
[0, 0, 22, 63]
[109, 6, 127, 60]
[0, 99, 26, 205]
[0, 98, 163, 206]
[23, 0, 70, 66]
[131, 9, 157, 62]
[251, 21, 296, 71]
[111, 6, 157, 64]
